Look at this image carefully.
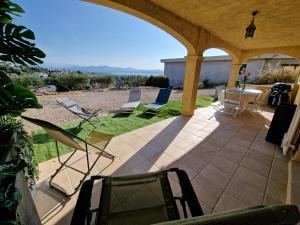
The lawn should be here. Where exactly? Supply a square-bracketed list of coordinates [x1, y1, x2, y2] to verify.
[32, 96, 213, 163]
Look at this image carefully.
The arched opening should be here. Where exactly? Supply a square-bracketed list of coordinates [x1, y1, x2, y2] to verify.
[240, 53, 300, 104]
[241, 54, 300, 85]
[200, 48, 232, 88]
[84, 0, 196, 54]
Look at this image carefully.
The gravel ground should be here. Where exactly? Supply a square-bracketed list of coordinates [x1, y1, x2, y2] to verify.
[23, 88, 215, 133]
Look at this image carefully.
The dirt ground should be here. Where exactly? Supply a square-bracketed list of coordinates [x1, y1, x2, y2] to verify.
[23, 88, 215, 133]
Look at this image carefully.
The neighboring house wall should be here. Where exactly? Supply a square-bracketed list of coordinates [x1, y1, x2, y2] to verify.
[164, 62, 185, 86]
[161, 55, 299, 87]
[200, 60, 231, 84]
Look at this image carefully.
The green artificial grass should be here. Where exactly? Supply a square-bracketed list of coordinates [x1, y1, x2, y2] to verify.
[32, 96, 213, 163]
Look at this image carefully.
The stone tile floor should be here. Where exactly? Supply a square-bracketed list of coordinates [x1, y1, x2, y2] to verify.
[34, 106, 291, 225]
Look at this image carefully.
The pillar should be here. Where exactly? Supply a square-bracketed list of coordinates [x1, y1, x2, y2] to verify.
[181, 55, 203, 116]
[227, 63, 242, 88]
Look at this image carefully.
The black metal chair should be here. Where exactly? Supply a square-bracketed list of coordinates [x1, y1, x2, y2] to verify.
[71, 168, 203, 225]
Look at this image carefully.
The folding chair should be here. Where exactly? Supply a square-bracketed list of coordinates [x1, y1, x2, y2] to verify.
[154, 204, 300, 225]
[144, 89, 172, 114]
[120, 88, 141, 113]
[71, 168, 204, 225]
[22, 116, 115, 197]
[57, 97, 102, 128]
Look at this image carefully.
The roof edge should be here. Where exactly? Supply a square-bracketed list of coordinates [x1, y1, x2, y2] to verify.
[161, 54, 296, 63]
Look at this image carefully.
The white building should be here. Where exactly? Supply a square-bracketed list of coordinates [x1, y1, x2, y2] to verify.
[161, 54, 299, 87]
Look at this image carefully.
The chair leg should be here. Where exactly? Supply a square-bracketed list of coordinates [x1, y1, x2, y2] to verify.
[49, 146, 114, 197]
[233, 108, 239, 118]
[87, 119, 97, 128]
[76, 119, 87, 128]
[95, 116, 102, 123]
[49, 149, 78, 196]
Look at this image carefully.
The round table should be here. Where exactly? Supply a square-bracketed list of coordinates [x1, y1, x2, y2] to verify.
[225, 88, 262, 111]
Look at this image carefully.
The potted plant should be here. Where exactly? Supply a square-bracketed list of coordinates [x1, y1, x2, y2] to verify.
[0, 0, 45, 224]
[241, 70, 251, 91]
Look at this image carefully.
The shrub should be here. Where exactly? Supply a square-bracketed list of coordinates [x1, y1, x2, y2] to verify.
[254, 71, 298, 85]
[201, 76, 214, 88]
[48, 73, 90, 91]
[12, 73, 44, 88]
[117, 75, 148, 88]
[145, 75, 169, 88]
[89, 75, 115, 88]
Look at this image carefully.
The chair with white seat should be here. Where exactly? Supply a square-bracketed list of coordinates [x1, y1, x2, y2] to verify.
[246, 89, 270, 113]
[212, 85, 225, 110]
[222, 89, 242, 118]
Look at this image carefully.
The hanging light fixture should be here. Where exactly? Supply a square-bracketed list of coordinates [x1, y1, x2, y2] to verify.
[245, 11, 258, 39]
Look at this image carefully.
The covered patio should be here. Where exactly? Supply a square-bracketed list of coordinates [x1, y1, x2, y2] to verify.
[35, 106, 291, 225]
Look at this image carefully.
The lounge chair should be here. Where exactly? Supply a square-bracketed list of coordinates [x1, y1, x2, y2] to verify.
[22, 116, 115, 197]
[144, 88, 171, 114]
[71, 168, 204, 225]
[57, 97, 102, 128]
[120, 88, 141, 113]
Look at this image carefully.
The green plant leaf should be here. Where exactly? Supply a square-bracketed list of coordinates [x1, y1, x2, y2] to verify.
[0, 0, 25, 25]
[0, 159, 26, 179]
[0, 23, 46, 66]
[0, 17, 11, 24]
[0, 72, 42, 116]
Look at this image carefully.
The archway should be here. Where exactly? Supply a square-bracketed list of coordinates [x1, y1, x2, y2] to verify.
[200, 48, 232, 88]
[84, 0, 197, 54]
[241, 53, 300, 86]
[240, 53, 300, 105]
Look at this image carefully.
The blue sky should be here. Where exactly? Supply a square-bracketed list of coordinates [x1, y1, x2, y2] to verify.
[13, 0, 227, 70]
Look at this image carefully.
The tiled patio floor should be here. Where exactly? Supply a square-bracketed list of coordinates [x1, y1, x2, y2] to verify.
[34, 106, 290, 225]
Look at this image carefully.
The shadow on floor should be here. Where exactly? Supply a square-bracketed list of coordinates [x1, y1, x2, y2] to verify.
[112, 115, 191, 175]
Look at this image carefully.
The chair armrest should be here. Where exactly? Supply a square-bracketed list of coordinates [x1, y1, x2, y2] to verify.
[152, 204, 300, 225]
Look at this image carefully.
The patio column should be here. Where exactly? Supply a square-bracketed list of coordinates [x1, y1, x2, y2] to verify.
[181, 55, 203, 116]
[227, 63, 242, 88]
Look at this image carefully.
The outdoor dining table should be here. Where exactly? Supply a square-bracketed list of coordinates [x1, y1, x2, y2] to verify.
[225, 88, 262, 111]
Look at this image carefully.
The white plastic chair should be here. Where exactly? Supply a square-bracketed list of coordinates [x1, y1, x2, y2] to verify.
[223, 89, 242, 118]
[246, 89, 270, 114]
[212, 85, 226, 110]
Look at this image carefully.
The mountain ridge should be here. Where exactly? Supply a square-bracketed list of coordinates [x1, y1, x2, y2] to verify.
[42, 64, 163, 75]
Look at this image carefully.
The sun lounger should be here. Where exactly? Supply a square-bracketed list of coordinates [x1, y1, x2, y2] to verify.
[22, 116, 115, 196]
[144, 88, 171, 114]
[121, 88, 141, 113]
[57, 97, 102, 128]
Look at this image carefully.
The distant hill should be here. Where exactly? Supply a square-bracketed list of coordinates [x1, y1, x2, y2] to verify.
[42, 64, 163, 76]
